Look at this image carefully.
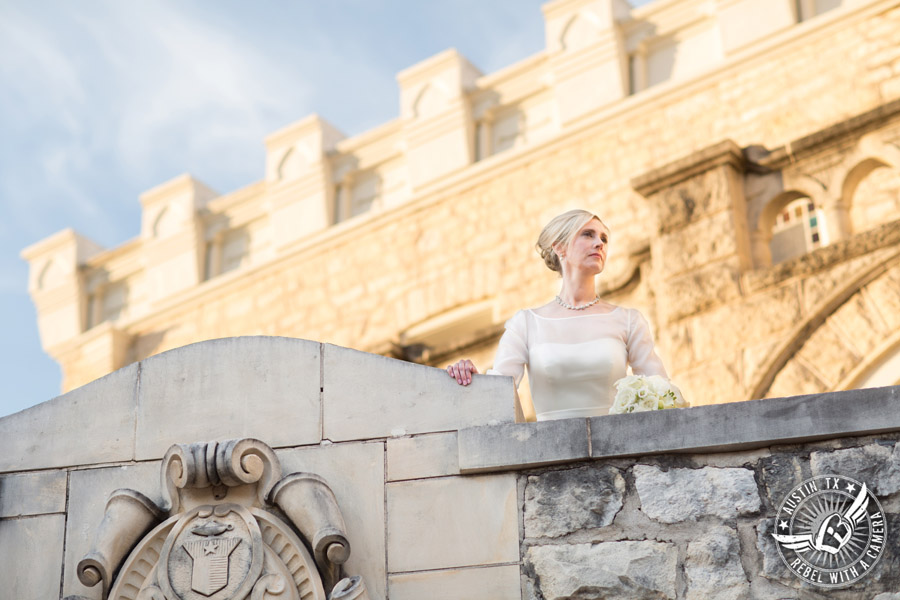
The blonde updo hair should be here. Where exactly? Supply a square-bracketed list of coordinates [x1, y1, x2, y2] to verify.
[535, 209, 605, 273]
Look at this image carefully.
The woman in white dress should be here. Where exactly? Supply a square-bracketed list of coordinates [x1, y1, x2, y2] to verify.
[446, 209, 674, 421]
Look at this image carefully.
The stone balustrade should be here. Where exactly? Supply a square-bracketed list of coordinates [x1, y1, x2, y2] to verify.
[1, 336, 899, 598]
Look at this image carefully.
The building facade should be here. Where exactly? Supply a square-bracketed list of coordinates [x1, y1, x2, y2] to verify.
[22, 0, 900, 405]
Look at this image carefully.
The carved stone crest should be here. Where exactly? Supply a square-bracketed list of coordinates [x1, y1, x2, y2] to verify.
[68, 438, 369, 600]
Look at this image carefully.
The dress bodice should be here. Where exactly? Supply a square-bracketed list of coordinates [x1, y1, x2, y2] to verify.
[487, 307, 669, 420]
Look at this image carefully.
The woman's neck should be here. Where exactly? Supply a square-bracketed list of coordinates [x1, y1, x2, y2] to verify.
[558, 270, 596, 304]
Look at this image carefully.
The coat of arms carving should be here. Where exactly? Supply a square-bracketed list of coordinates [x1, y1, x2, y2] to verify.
[67, 438, 369, 600]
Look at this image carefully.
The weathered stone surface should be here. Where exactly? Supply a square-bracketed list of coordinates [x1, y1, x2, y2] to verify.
[655, 209, 740, 277]
[458, 418, 589, 474]
[278, 441, 386, 600]
[757, 454, 806, 511]
[524, 465, 624, 538]
[0, 514, 65, 600]
[830, 292, 889, 356]
[526, 540, 677, 600]
[388, 564, 520, 600]
[592, 387, 900, 459]
[387, 432, 459, 481]
[766, 358, 828, 399]
[323, 345, 515, 442]
[866, 262, 900, 330]
[135, 337, 321, 460]
[0, 363, 137, 471]
[811, 443, 900, 496]
[684, 526, 750, 600]
[0, 470, 67, 517]
[659, 258, 743, 323]
[386, 474, 518, 572]
[692, 285, 801, 364]
[755, 518, 794, 585]
[634, 465, 761, 523]
[676, 357, 743, 406]
[62, 462, 161, 600]
[651, 165, 736, 233]
[795, 321, 861, 388]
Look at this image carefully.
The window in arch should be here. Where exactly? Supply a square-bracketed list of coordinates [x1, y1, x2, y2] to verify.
[770, 198, 828, 264]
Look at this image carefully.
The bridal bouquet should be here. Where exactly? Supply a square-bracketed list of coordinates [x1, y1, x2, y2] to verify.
[609, 374, 688, 414]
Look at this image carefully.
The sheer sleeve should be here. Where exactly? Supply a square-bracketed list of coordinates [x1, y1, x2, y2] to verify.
[626, 308, 669, 378]
[486, 310, 528, 388]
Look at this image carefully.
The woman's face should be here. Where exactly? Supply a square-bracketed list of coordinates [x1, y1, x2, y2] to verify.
[560, 218, 610, 275]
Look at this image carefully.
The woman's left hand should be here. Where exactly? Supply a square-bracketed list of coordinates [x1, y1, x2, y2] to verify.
[446, 359, 478, 385]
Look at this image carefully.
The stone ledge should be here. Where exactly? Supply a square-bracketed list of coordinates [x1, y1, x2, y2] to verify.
[458, 418, 589, 474]
[592, 385, 900, 458]
[456, 386, 900, 473]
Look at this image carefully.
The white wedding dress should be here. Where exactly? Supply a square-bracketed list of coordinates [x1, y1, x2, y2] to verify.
[487, 307, 670, 421]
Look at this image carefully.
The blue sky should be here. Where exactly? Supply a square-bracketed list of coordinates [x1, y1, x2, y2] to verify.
[0, 0, 651, 418]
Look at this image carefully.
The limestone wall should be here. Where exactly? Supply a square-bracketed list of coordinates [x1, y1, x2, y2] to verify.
[2, 336, 900, 599]
[21, 0, 900, 403]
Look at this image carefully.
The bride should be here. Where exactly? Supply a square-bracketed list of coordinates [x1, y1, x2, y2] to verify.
[447, 209, 676, 421]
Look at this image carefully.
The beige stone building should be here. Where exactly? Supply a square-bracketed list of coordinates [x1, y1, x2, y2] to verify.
[23, 0, 900, 406]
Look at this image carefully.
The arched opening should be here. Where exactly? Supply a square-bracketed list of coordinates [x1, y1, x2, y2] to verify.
[844, 158, 900, 235]
[769, 197, 827, 264]
[755, 189, 827, 266]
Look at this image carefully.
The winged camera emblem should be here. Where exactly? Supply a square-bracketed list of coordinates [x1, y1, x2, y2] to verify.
[772, 482, 869, 555]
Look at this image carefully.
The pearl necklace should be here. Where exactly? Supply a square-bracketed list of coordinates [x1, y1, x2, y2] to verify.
[555, 294, 601, 310]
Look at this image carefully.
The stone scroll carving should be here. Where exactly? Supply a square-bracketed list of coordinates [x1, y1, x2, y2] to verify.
[69, 438, 369, 600]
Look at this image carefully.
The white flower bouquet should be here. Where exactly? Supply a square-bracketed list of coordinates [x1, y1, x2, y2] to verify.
[609, 374, 688, 414]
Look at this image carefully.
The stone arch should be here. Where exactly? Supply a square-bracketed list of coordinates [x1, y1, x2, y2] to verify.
[829, 135, 900, 235]
[752, 184, 822, 267]
[748, 250, 900, 400]
[840, 333, 900, 390]
[559, 12, 600, 52]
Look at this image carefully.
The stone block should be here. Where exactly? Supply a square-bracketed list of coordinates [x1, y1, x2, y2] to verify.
[659, 258, 743, 323]
[386, 474, 518, 572]
[0, 470, 67, 517]
[525, 540, 677, 600]
[798, 321, 864, 387]
[633, 465, 760, 523]
[135, 337, 321, 460]
[388, 564, 521, 600]
[676, 357, 742, 406]
[866, 263, 900, 330]
[811, 443, 900, 496]
[387, 432, 459, 481]
[649, 162, 737, 234]
[0, 514, 65, 600]
[829, 292, 889, 356]
[277, 441, 386, 600]
[656, 210, 740, 277]
[524, 464, 624, 538]
[757, 454, 806, 512]
[766, 358, 827, 399]
[684, 526, 750, 600]
[457, 419, 589, 474]
[62, 462, 161, 600]
[592, 387, 900, 459]
[0, 363, 138, 472]
[692, 285, 801, 363]
[322, 345, 515, 442]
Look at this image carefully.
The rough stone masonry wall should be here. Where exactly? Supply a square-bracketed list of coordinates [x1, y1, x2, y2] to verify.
[519, 432, 900, 600]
